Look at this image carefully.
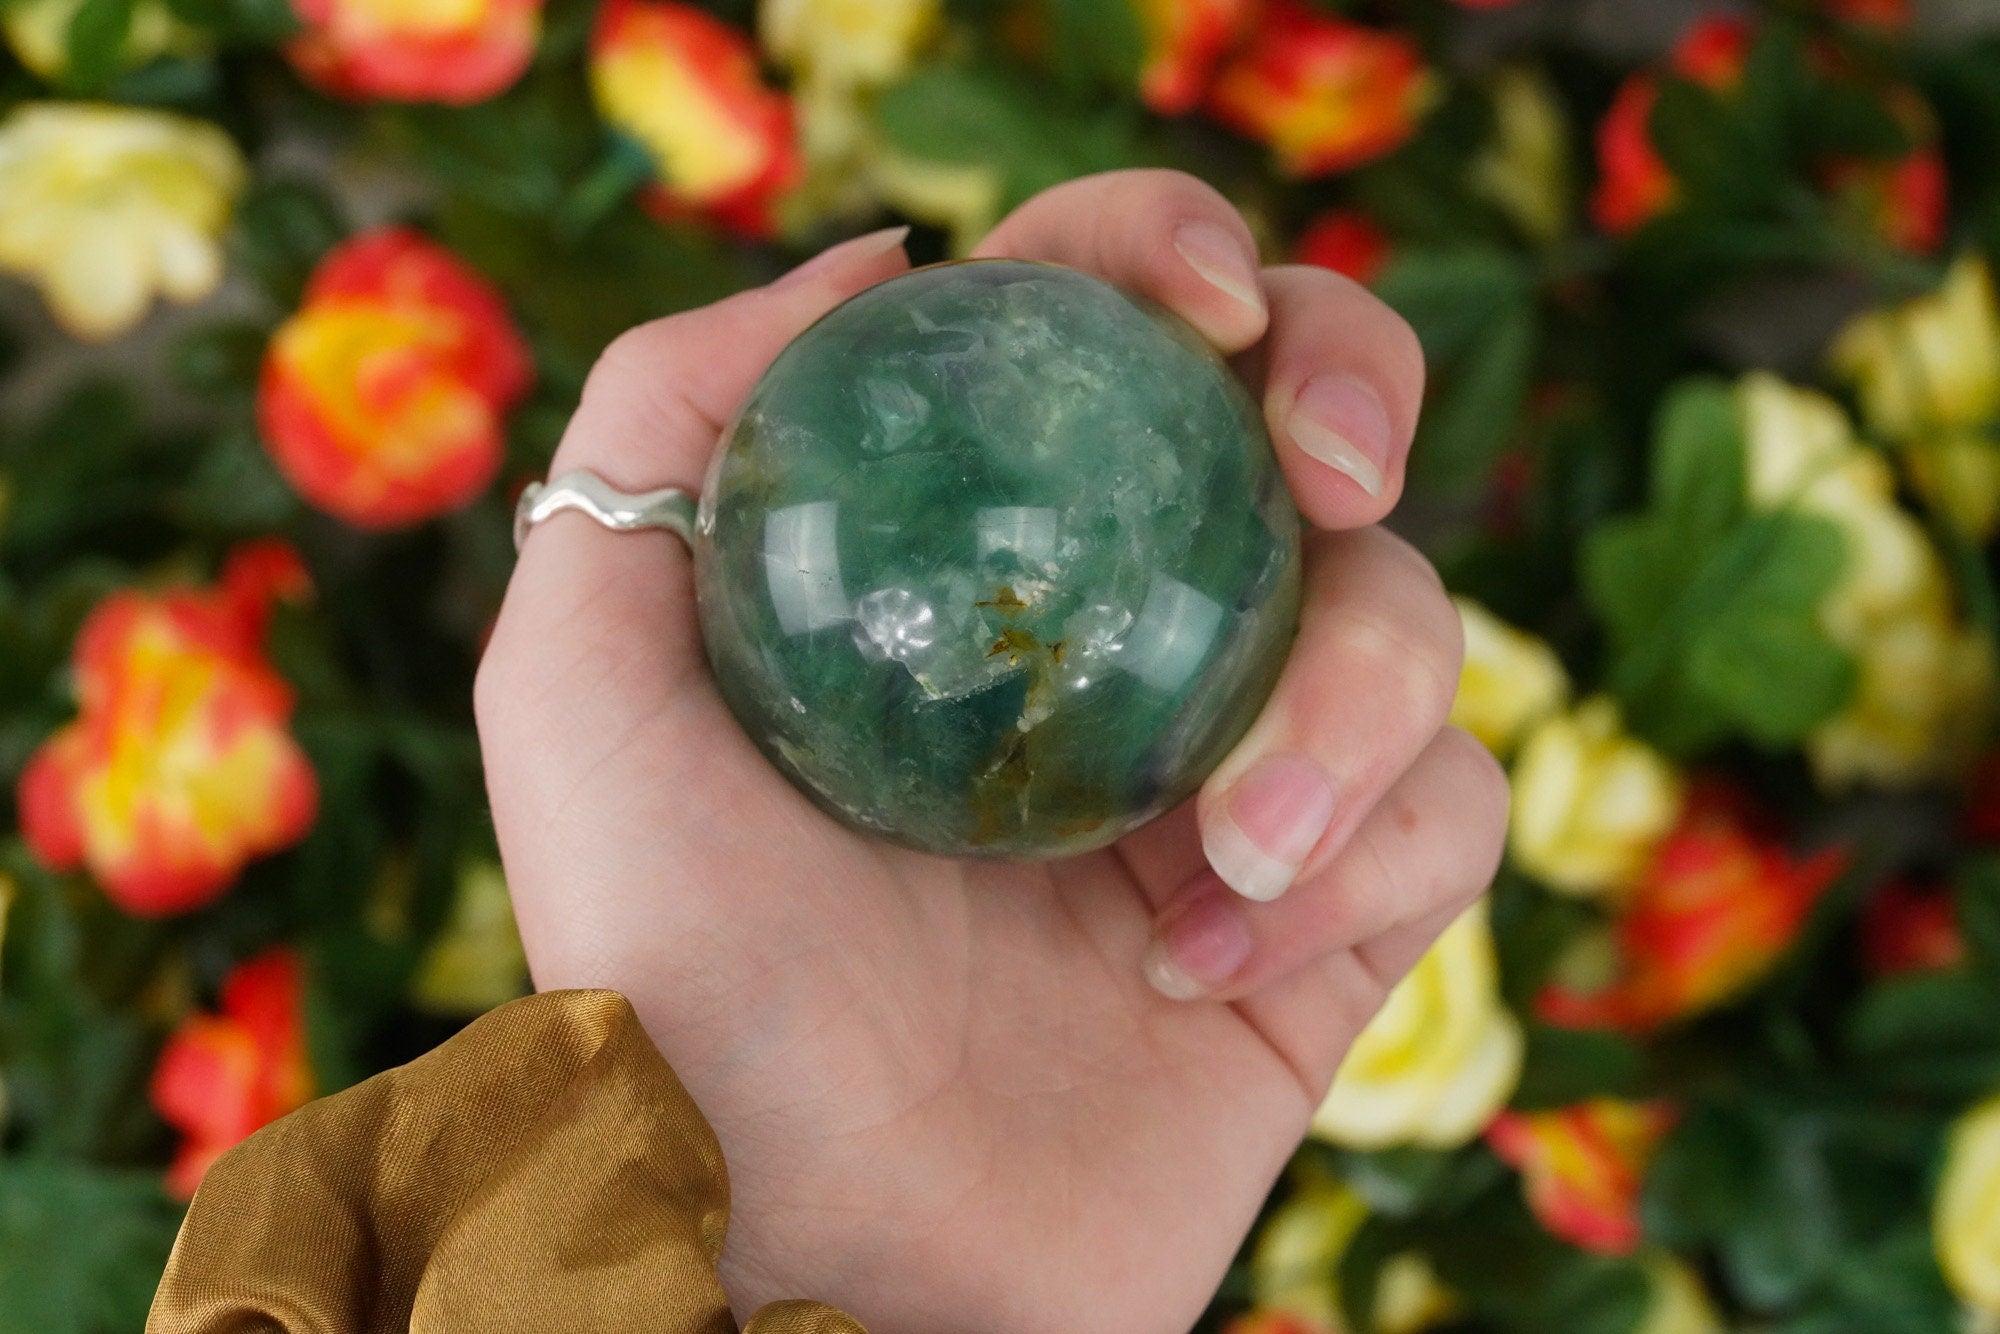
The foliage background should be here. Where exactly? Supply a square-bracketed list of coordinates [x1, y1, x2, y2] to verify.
[4, 0, 2000, 1330]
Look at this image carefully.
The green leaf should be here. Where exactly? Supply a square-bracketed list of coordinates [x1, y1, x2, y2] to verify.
[0, 1159, 180, 1334]
[874, 65, 1146, 213]
[1373, 247, 1540, 496]
[1044, 0, 1144, 89]
[234, 179, 348, 307]
[1512, 1025, 1646, 1109]
[61, 0, 138, 91]
[1582, 380, 1854, 753]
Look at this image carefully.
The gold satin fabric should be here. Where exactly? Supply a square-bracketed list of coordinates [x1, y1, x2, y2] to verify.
[148, 989, 866, 1334]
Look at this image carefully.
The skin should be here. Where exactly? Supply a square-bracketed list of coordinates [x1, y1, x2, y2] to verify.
[477, 170, 1510, 1334]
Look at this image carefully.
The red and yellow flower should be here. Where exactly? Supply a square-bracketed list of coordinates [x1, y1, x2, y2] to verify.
[258, 227, 532, 529]
[17, 543, 317, 918]
[1294, 209, 1391, 285]
[1223, 1313, 1334, 1334]
[1825, 0, 1909, 29]
[150, 948, 315, 1199]
[1485, 1099, 1678, 1256]
[1136, 0, 1259, 117]
[1539, 785, 1848, 1033]
[590, 0, 801, 237]
[1591, 16, 1751, 235]
[286, 0, 542, 104]
[1818, 91, 1946, 256]
[1206, 1, 1433, 178]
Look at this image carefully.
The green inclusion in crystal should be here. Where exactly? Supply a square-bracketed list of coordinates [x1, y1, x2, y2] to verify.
[695, 260, 1302, 857]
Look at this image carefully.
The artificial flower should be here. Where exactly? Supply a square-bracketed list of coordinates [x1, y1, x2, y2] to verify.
[1860, 878, 1967, 977]
[1904, 432, 2000, 542]
[1474, 65, 1573, 245]
[1313, 900, 1524, 1150]
[149, 948, 315, 1199]
[17, 543, 317, 917]
[1740, 373, 1995, 787]
[1509, 697, 1683, 898]
[0, 102, 245, 340]
[2, 0, 195, 80]
[1636, 1255, 1726, 1334]
[1135, 0, 1258, 116]
[1936, 1091, 2000, 1318]
[1206, 0, 1433, 178]
[1538, 784, 1847, 1032]
[1590, 16, 1750, 235]
[590, 0, 801, 237]
[1294, 210, 1391, 285]
[258, 227, 533, 529]
[286, 0, 542, 104]
[1251, 1175, 1455, 1332]
[1825, 0, 1909, 28]
[761, 0, 939, 90]
[1223, 1313, 1332, 1334]
[1820, 145, 1946, 257]
[1451, 596, 1569, 759]
[409, 859, 530, 1014]
[1486, 1099, 1678, 1255]
[1833, 253, 2000, 443]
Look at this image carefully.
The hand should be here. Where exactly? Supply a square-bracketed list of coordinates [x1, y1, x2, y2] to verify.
[477, 170, 1508, 1334]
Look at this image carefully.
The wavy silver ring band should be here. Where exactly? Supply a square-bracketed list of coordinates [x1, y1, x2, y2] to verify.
[513, 470, 698, 552]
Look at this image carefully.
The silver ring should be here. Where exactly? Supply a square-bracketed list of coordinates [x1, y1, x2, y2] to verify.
[513, 470, 698, 552]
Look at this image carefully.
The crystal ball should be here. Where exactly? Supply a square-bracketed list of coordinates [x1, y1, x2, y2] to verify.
[694, 260, 1302, 857]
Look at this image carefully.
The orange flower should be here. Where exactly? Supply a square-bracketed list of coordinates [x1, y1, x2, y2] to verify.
[589, 0, 801, 237]
[1818, 92, 1946, 256]
[1223, 1313, 1335, 1334]
[1861, 878, 1968, 977]
[1294, 209, 1391, 285]
[1206, 0, 1433, 178]
[286, 0, 542, 104]
[1486, 1099, 1677, 1255]
[1590, 16, 1751, 235]
[1538, 784, 1848, 1033]
[16, 543, 317, 918]
[1136, 0, 1258, 116]
[150, 948, 315, 1199]
[258, 227, 532, 529]
[1825, 0, 1908, 28]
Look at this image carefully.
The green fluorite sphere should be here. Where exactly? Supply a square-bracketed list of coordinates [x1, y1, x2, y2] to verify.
[695, 260, 1302, 857]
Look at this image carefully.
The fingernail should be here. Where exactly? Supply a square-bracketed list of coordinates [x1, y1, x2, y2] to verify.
[1144, 882, 1254, 1002]
[774, 226, 911, 289]
[1173, 221, 1265, 318]
[1288, 373, 1392, 497]
[1203, 754, 1336, 903]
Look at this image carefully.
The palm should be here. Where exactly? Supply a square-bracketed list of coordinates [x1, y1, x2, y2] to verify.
[493, 623, 1324, 1332]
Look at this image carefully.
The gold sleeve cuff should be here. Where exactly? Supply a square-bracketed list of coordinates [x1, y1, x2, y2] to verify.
[147, 989, 865, 1334]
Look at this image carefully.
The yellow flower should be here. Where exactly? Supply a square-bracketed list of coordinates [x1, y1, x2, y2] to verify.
[3, 0, 196, 81]
[1251, 1177, 1368, 1328]
[864, 149, 1004, 254]
[1314, 899, 1524, 1150]
[1833, 253, 2000, 441]
[1810, 611, 1995, 790]
[1739, 373, 1997, 788]
[1509, 697, 1683, 898]
[0, 102, 245, 340]
[1907, 430, 2000, 543]
[410, 860, 530, 1015]
[1937, 1091, 2000, 1318]
[1451, 596, 1569, 759]
[1250, 1177, 1457, 1334]
[1472, 66, 1572, 245]
[761, 0, 939, 88]
[1636, 1255, 1724, 1334]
